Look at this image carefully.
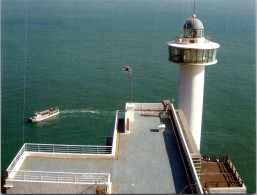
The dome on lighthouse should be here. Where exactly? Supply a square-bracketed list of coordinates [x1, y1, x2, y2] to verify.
[184, 14, 204, 30]
[183, 14, 204, 38]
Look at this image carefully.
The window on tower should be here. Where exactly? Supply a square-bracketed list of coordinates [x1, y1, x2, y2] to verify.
[173, 48, 181, 61]
[208, 49, 213, 62]
[169, 46, 172, 59]
[183, 49, 190, 62]
[168, 47, 217, 64]
[203, 50, 208, 63]
[196, 50, 203, 63]
[184, 29, 204, 38]
[212, 49, 217, 61]
[190, 49, 197, 62]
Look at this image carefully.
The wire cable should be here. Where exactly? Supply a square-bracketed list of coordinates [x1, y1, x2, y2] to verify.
[22, 0, 28, 144]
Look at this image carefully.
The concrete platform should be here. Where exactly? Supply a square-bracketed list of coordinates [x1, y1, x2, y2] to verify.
[17, 111, 189, 194]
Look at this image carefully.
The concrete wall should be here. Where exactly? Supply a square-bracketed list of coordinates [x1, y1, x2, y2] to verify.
[6, 180, 108, 194]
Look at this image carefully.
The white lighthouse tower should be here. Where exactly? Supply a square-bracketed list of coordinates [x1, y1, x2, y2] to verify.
[167, 14, 220, 151]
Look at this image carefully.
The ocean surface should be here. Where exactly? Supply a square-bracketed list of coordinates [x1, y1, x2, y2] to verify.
[1, 0, 255, 193]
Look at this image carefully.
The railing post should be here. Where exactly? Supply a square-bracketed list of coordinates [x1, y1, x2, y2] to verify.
[108, 174, 110, 190]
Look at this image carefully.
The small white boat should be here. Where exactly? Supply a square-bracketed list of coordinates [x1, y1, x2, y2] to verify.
[30, 107, 59, 122]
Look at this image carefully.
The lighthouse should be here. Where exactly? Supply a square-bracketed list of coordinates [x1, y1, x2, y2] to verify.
[167, 14, 220, 150]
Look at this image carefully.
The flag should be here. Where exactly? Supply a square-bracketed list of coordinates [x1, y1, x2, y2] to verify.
[122, 66, 131, 73]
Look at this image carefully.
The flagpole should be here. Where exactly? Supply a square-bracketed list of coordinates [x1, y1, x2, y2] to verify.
[130, 67, 132, 103]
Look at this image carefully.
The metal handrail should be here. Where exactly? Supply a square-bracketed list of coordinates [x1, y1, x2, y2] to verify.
[202, 155, 229, 163]
[25, 143, 112, 148]
[25, 143, 112, 154]
[204, 180, 243, 188]
[6, 110, 126, 183]
[6, 144, 26, 172]
[8, 170, 110, 185]
[227, 158, 243, 185]
[7, 143, 112, 174]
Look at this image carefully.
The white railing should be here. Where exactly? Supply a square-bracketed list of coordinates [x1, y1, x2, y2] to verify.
[6, 143, 112, 176]
[7, 110, 126, 173]
[8, 170, 110, 185]
[6, 144, 26, 172]
[6, 143, 113, 179]
[6, 110, 126, 193]
[25, 143, 112, 154]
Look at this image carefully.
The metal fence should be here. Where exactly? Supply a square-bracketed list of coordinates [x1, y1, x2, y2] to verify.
[6, 144, 26, 172]
[6, 143, 113, 179]
[9, 170, 110, 185]
[25, 143, 112, 154]
[7, 143, 113, 176]
[227, 157, 244, 186]
[202, 155, 229, 162]
[204, 180, 243, 188]
[6, 110, 126, 192]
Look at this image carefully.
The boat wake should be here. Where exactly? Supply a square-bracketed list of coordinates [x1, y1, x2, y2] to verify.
[61, 109, 100, 115]
[59, 109, 114, 119]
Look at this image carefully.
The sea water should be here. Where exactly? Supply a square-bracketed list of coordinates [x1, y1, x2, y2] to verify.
[1, 0, 255, 193]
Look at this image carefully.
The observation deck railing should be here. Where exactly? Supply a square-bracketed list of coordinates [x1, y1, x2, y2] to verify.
[6, 143, 112, 174]
[6, 144, 26, 173]
[25, 143, 112, 154]
[204, 180, 243, 188]
[6, 110, 125, 188]
[9, 170, 110, 185]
